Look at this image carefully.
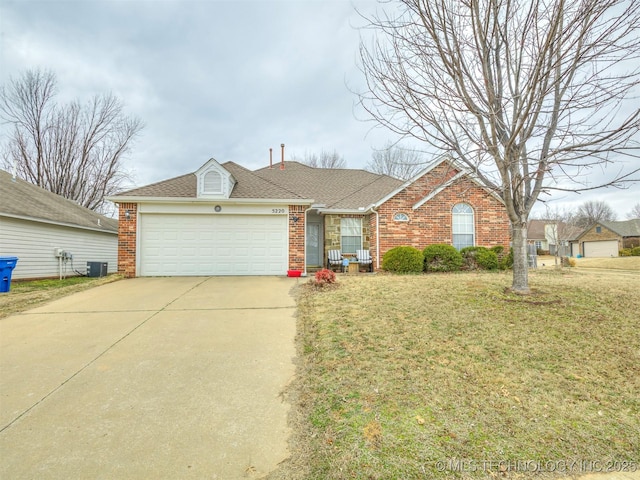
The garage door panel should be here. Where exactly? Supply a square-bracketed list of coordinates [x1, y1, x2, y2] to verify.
[583, 240, 618, 257]
[140, 214, 288, 276]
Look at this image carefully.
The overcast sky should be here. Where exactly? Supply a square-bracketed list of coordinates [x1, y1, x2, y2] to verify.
[1, 0, 639, 218]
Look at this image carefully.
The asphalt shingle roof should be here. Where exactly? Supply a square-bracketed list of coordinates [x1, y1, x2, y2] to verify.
[0, 169, 118, 233]
[116, 160, 403, 209]
[252, 162, 403, 209]
[599, 219, 640, 237]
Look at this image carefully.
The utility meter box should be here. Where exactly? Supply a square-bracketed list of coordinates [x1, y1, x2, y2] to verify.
[86, 262, 108, 278]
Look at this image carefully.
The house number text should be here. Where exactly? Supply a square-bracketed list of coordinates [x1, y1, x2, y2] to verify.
[272, 208, 286, 214]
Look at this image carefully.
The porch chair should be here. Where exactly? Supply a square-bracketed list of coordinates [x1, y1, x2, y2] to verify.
[326, 250, 344, 272]
[356, 249, 373, 272]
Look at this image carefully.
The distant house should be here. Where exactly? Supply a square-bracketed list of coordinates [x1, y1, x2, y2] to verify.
[0, 170, 118, 280]
[108, 155, 511, 277]
[571, 219, 640, 257]
[528, 219, 581, 256]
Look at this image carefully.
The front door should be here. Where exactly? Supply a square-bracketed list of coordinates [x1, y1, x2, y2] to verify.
[306, 223, 321, 266]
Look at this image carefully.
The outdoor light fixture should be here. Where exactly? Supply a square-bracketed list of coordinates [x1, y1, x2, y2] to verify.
[292, 215, 299, 223]
[125, 209, 131, 220]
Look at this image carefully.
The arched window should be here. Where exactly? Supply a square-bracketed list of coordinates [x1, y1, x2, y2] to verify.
[203, 170, 222, 194]
[393, 212, 409, 222]
[452, 203, 474, 250]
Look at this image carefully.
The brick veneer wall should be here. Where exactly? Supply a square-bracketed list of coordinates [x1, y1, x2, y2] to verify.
[118, 203, 137, 278]
[289, 205, 306, 271]
[375, 164, 510, 265]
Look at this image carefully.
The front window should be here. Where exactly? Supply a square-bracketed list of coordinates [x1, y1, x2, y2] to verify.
[341, 218, 362, 254]
[535, 241, 542, 250]
[452, 203, 474, 250]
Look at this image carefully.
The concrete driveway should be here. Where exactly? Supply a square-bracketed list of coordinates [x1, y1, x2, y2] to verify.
[0, 276, 298, 479]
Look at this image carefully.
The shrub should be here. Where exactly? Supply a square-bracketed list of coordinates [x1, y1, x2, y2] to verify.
[499, 247, 514, 270]
[460, 246, 498, 270]
[314, 269, 336, 285]
[619, 248, 632, 257]
[631, 246, 640, 256]
[562, 256, 576, 267]
[460, 246, 481, 270]
[490, 245, 504, 255]
[476, 248, 499, 270]
[382, 246, 424, 273]
[423, 244, 463, 272]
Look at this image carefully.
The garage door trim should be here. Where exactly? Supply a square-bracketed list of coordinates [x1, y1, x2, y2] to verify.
[138, 210, 289, 276]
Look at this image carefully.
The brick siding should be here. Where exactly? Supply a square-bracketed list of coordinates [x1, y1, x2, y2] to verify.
[117, 203, 137, 278]
[288, 205, 306, 271]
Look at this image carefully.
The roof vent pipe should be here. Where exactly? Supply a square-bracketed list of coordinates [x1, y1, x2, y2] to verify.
[280, 143, 285, 170]
[269, 148, 273, 169]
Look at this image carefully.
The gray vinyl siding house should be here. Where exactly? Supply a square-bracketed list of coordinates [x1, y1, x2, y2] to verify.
[0, 170, 118, 280]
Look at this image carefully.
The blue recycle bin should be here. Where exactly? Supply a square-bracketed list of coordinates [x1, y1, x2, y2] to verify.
[0, 256, 19, 293]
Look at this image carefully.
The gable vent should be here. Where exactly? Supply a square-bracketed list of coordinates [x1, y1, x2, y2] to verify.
[204, 171, 222, 194]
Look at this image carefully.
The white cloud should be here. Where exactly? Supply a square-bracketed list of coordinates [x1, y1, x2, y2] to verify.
[1, 0, 637, 216]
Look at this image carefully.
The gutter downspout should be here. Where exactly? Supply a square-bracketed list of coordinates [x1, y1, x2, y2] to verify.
[303, 205, 314, 277]
[373, 207, 380, 270]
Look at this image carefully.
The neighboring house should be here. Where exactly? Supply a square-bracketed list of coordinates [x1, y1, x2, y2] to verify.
[571, 219, 640, 257]
[0, 170, 118, 280]
[527, 220, 549, 253]
[528, 219, 582, 256]
[107, 155, 511, 277]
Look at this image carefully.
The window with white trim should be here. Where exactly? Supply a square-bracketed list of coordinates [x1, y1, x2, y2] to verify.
[203, 171, 223, 194]
[452, 203, 474, 250]
[393, 212, 409, 222]
[340, 218, 362, 254]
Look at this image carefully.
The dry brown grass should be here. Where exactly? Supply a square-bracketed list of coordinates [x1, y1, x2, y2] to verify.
[575, 256, 640, 270]
[0, 275, 122, 319]
[270, 269, 640, 480]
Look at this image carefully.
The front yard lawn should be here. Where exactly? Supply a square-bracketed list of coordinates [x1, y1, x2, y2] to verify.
[275, 269, 639, 479]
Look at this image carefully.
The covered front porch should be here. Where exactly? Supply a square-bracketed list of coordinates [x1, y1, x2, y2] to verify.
[304, 211, 374, 274]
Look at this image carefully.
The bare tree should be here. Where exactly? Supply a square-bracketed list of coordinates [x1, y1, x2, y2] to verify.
[366, 142, 424, 179]
[541, 205, 582, 266]
[626, 202, 640, 219]
[575, 200, 616, 227]
[1, 69, 143, 213]
[295, 149, 346, 169]
[358, 0, 640, 293]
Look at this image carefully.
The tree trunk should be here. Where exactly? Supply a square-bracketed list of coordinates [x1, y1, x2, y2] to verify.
[511, 222, 530, 293]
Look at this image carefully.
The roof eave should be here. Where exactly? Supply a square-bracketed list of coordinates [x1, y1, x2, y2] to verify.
[316, 207, 372, 215]
[0, 212, 118, 234]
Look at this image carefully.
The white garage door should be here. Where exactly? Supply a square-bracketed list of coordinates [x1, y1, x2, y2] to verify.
[583, 240, 618, 258]
[139, 214, 288, 276]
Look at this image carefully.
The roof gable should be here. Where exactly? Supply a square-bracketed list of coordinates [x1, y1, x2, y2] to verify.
[195, 158, 235, 199]
[0, 170, 118, 233]
[374, 156, 503, 209]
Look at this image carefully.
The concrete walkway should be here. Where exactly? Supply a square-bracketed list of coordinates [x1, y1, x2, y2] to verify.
[0, 277, 298, 479]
